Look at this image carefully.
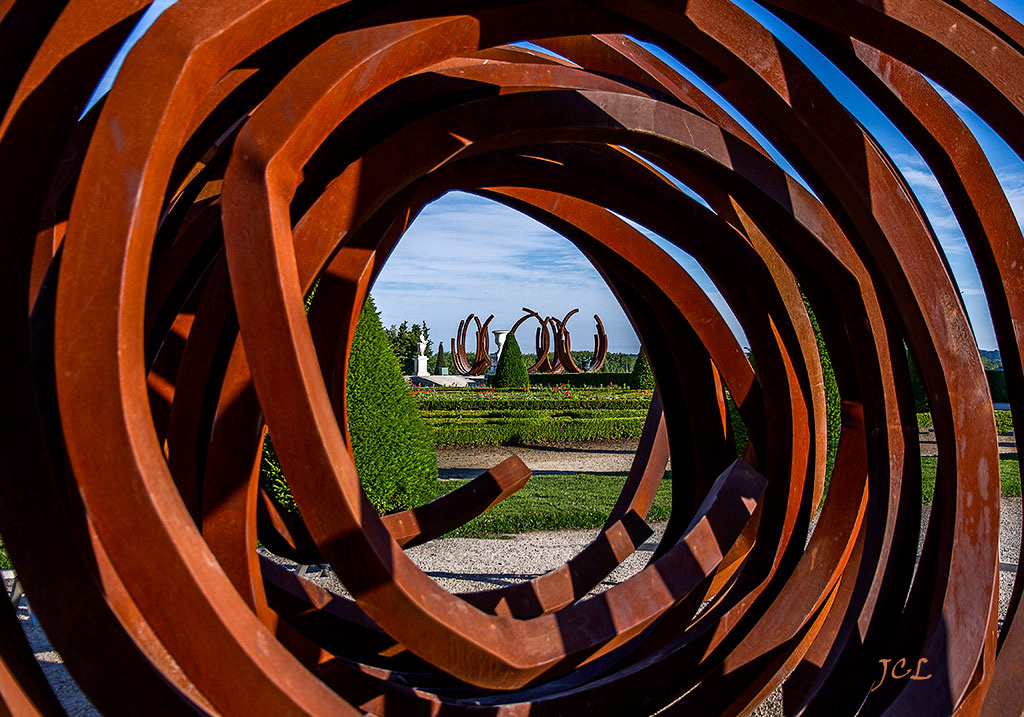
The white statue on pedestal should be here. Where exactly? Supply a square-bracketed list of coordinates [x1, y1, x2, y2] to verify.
[415, 335, 429, 376]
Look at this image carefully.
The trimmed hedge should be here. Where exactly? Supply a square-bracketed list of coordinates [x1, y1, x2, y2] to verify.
[908, 354, 1006, 408]
[907, 348, 930, 413]
[416, 396, 650, 411]
[260, 296, 438, 514]
[726, 395, 747, 456]
[419, 385, 651, 445]
[430, 415, 646, 446]
[917, 410, 1012, 433]
[493, 334, 529, 388]
[629, 350, 655, 390]
[499, 372, 633, 388]
[260, 435, 296, 513]
[804, 296, 841, 474]
[725, 296, 841, 476]
[988, 370, 1009, 403]
[346, 296, 438, 511]
[996, 410, 1014, 434]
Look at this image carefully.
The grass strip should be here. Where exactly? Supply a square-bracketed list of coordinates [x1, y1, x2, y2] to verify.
[5, 459, 1017, 569]
[437, 472, 673, 538]
[441, 455, 1021, 538]
[920, 454, 1020, 501]
[916, 410, 1013, 433]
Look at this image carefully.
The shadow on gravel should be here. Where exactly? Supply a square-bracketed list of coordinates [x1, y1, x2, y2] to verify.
[424, 570, 545, 587]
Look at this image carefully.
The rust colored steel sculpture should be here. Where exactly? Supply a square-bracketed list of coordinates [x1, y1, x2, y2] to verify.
[451, 312, 493, 375]
[551, 308, 609, 373]
[0, 0, 1022, 714]
[509, 307, 555, 373]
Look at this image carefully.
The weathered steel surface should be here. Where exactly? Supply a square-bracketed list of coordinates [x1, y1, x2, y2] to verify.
[0, 0, 1020, 714]
[509, 307, 555, 372]
[452, 312, 493, 375]
[551, 308, 609, 373]
[479, 306, 606, 373]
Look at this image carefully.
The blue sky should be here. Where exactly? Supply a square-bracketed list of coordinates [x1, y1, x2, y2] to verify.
[95, 0, 1024, 353]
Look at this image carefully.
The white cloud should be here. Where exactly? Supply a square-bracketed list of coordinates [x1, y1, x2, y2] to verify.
[371, 192, 749, 353]
[999, 173, 1024, 230]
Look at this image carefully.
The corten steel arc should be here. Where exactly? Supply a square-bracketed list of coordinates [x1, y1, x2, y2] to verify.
[509, 307, 555, 373]
[472, 306, 607, 373]
[451, 312, 493, 375]
[551, 308, 609, 373]
[0, 1, 1021, 715]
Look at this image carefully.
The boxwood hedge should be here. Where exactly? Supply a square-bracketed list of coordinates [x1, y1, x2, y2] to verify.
[524, 372, 633, 388]
[628, 350, 655, 390]
[493, 334, 529, 388]
[430, 415, 646, 445]
[260, 296, 438, 514]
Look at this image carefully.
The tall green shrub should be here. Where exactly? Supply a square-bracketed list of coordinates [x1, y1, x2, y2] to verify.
[629, 349, 655, 390]
[906, 346, 930, 412]
[803, 296, 841, 475]
[987, 370, 1009, 403]
[346, 296, 438, 510]
[260, 296, 438, 514]
[432, 341, 447, 374]
[493, 334, 529, 388]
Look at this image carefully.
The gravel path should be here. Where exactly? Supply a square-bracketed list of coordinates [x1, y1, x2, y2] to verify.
[12, 436, 1021, 715]
[918, 427, 1017, 456]
[439, 430, 1017, 469]
[435, 439, 652, 477]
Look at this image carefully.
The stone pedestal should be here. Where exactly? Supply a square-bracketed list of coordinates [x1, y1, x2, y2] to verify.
[415, 355, 429, 376]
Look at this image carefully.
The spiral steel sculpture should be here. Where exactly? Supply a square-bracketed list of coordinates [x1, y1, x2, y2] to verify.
[1, 0, 1023, 714]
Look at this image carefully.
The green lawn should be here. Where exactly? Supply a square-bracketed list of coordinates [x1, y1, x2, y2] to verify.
[438, 472, 673, 538]
[919, 454, 1020, 502]
[3, 458, 1016, 570]
[437, 455, 1022, 539]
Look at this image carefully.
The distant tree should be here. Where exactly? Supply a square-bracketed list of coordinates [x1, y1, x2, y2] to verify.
[608, 353, 636, 373]
[574, 351, 635, 373]
[553, 351, 634, 373]
[384, 320, 432, 372]
[431, 342, 447, 374]
[493, 334, 529, 388]
[629, 349, 655, 390]
[979, 349, 1002, 370]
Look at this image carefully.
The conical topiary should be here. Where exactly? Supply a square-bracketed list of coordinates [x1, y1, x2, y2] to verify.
[629, 348, 655, 390]
[492, 333, 529, 388]
[346, 296, 439, 511]
[432, 341, 446, 374]
[260, 296, 438, 514]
